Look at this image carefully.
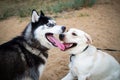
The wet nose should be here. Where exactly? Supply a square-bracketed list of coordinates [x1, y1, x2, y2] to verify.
[62, 26, 66, 32]
[59, 34, 65, 41]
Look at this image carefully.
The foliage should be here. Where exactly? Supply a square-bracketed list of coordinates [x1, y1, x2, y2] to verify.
[0, 0, 96, 20]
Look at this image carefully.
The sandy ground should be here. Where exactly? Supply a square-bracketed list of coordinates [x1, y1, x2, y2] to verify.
[0, 0, 120, 80]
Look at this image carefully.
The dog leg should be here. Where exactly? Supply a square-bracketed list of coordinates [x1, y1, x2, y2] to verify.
[61, 72, 74, 80]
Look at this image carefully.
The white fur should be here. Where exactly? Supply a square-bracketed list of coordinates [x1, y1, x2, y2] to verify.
[38, 64, 45, 79]
[24, 23, 32, 41]
[34, 23, 64, 49]
[38, 53, 48, 79]
[48, 20, 56, 24]
[62, 28, 120, 80]
[32, 11, 39, 23]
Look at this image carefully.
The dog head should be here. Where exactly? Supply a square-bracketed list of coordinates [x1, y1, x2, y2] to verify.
[23, 9, 66, 50]
[59, 28, 92, 54]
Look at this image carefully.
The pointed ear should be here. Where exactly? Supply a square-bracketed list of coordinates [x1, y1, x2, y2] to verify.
[40, 10, 45, 16]
[84, 33, 92, 44]
[32, 9, 39, 23]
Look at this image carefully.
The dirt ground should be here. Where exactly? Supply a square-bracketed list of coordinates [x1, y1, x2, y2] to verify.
[0, 0, 120, 80]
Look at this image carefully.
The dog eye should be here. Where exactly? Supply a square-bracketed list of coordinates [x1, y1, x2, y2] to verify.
[72, 33, 77, 36]
[47, 23, 55, 27]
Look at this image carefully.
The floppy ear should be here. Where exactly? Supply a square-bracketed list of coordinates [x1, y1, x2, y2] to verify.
[40, 10, 45, 16]
[32, 9, 39, 23]
[84, 33, 92, 44]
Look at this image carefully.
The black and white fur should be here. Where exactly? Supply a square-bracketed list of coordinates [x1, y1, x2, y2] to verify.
[0, 10, 66, 80]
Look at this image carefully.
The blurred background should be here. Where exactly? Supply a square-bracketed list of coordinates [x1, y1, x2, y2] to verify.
[0, 0, 97, 20]
[0, 0, 120, 80]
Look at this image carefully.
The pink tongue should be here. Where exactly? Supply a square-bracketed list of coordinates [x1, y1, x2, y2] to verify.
[48, 36, 65, 51]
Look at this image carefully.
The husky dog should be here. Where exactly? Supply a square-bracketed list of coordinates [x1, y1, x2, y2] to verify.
[59, 28, 120, 80]
[0, 10, 66, 80]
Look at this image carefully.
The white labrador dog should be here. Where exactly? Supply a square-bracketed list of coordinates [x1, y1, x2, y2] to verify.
[59, 28, 120, 80]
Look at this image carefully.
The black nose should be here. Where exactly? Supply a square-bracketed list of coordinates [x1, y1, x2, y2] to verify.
[62, 26, 66, 32]
[59, 34, 65, 41]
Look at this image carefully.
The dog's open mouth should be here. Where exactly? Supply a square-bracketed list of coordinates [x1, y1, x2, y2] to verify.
[63, 43, 77, 50]
[45, 33, 65, 50]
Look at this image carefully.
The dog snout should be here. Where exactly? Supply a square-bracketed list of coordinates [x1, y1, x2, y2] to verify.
[59, 34, 65, 41]
[62, 26, 66, 32]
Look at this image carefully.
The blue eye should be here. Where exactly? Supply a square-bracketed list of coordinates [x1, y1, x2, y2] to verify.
[47, 23, 55, 27]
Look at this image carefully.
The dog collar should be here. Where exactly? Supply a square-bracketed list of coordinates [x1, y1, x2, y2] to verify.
[70, 54, 75, 62]
[82, 45, 89, 52]
[70, 45, 89, 62]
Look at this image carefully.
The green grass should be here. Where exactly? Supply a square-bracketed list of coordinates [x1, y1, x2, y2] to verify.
[48, 0, 97, 13]
[0, 0, 96, 20]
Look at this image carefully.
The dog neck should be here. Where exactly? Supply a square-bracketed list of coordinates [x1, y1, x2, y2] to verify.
[70, 45, 89, 62]
[15, 36, 48, 56]
[23, 43, 41, 56]
[70, 44, 89, 56]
